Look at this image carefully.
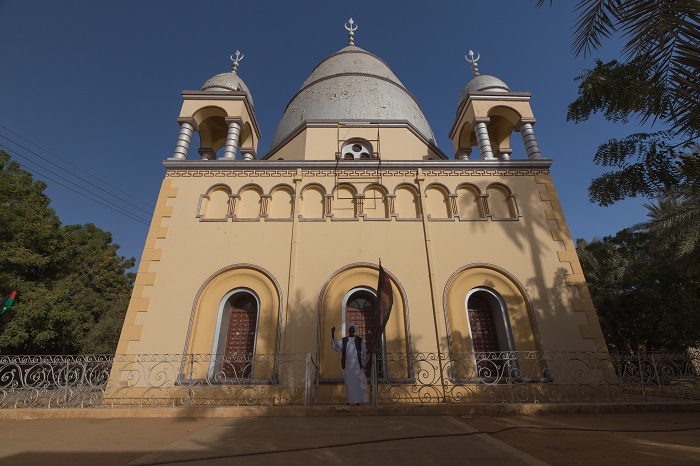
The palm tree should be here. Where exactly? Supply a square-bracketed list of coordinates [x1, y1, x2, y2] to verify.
[636, 148, 700, 258]
[537, 1, 700, 206]
[640, 185, 700, 258]
[538, 0, 700, 137]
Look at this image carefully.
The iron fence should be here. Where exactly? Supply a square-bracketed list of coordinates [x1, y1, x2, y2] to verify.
[371, 350, 700, 404]
[0, 353, 318, 409]
[0, 351, 697, 408]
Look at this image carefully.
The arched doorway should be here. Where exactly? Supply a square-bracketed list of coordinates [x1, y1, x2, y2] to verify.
[211, 289, 259, 379]
[342, 287, 382, 376]
[466, 288, 516, 381]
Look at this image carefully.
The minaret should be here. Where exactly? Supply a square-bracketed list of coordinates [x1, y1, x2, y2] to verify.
[170, 51, 261, 161]
[449, 51, 542, 161]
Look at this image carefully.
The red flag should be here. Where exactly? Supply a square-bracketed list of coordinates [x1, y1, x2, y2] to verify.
[369, 262, 393, 353]
[0, 291, 16, 315]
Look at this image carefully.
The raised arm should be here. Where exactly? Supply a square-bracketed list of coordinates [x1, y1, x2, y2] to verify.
[330, 326, 342, 352]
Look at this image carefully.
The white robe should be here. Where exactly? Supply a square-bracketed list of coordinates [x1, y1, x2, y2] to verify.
[331, 335, 369, 404]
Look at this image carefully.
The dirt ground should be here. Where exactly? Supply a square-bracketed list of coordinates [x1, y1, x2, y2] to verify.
[0, 410, 698, 465]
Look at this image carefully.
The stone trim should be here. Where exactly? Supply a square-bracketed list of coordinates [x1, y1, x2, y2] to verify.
[116, 178, 177, 354]
[166, 168, 551, 178]
[535, 175, 607, 351]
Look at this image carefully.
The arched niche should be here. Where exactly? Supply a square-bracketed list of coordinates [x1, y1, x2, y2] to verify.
[363, 184, 389, 219]
[300, 184, 326, 220]
[318, 264, 409, 386]
[424, 183, 452, 220]
[486, 183, 518, 220]
[267, 185, 294, 220]
[236, 184, 263, 220]
[455, 183, 483, 220]
[184, 264, 282, 380]
[393, 184, 421, 220]
[332, 184, 357, 220]
[198, 184, 232, 221]
[443, 264, 543, 379]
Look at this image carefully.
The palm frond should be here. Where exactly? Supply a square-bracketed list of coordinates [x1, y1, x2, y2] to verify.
[572, 0, 622, 57]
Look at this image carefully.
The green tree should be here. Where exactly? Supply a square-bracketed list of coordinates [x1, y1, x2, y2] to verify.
[538, 1, 700, 204]
[638, 157, 700, 259]
[0, 151, 134, 354]
[577, 229, 700, 351]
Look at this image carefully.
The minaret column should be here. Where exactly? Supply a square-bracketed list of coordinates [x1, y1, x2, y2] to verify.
[172, 121, 194, 160]
[474, 120, 495, 160]
[518, 122, 542, 160]
[222, 119, 242, 160]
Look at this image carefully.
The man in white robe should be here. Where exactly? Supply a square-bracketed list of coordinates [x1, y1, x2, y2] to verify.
[330, 324, 369, 404]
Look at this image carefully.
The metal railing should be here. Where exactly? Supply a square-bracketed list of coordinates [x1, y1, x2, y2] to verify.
[0, 354, 318, 409]
[0, 351, 697, 408]
[369, 350, 700, 404]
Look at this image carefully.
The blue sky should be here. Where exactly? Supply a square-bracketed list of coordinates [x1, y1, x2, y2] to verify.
[0, 1, 653, 267]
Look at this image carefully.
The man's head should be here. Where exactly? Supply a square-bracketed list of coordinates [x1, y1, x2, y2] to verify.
[348, 324, 356, 336]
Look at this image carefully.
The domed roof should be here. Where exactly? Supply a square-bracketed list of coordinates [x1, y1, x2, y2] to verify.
[458, 75, 510, 106]
[270, 46, 435, 148]
[201, 71, 254, 107]
[201, 53, 254, 107]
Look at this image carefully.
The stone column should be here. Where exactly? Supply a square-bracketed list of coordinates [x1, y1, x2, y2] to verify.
[222, 121, 242, 160]
[499, 149, 512, 161]
[449, 195, 458, 217]
[519, 122, 542, 160]
[242, 151, 255, 161]
[198, 148, 216, 160]
[474, 121, 495, 160]
[456, 148, 472, 160]
[172, 122, 194, 160]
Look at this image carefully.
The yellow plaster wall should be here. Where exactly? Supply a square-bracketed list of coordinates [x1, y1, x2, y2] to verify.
[318, 265, 407, 379]
[269, 126, 441, 161]
[118, 163, 605, 366]
[187, 266, 280, 356]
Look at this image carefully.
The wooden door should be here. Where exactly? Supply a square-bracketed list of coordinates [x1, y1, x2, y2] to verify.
[468, 295, 505, 379]
[223, 298, 257, 379]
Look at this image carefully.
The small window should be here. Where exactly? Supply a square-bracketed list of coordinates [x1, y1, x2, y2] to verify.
[341, 140, 373, 160]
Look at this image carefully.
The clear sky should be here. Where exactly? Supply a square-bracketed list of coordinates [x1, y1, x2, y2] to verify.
[0, 0, 653, 267]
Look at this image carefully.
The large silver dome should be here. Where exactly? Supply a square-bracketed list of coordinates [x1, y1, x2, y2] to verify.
[201, 72, 254, 107]
[458, 75, 510, 107]
[270, 46, 435, 148]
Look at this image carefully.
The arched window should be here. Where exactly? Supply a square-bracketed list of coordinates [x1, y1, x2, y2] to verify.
[465, 288, 517, 381]
[211, 289, 259, 379]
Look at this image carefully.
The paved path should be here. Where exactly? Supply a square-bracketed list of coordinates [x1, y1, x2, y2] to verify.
[0, 410, 699, 465]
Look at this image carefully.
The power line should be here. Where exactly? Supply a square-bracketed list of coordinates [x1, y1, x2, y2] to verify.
[0, 144, 151, 226]
[0, 132, 155, 217]
[0, 124, 156, 210]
